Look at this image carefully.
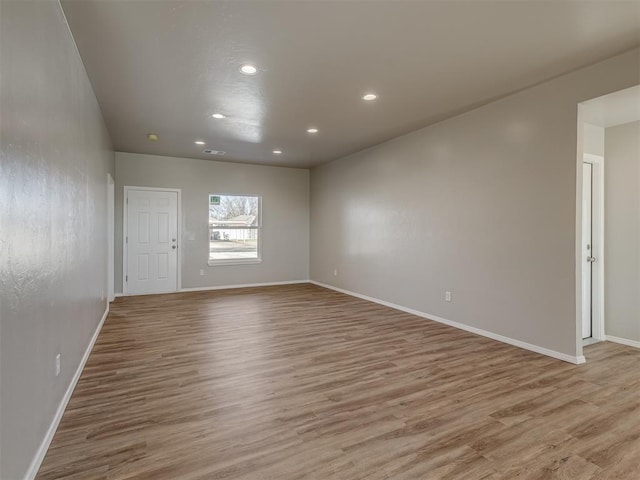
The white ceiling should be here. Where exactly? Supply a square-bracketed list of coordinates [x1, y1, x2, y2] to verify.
[61, 0, 640, 168]
[581, 85, 640, 128]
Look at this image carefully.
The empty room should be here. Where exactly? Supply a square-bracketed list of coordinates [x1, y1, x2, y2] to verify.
[2, 1, 640, 479]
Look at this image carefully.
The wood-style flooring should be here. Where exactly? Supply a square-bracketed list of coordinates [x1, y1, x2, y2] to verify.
[37, 284, 640, 479]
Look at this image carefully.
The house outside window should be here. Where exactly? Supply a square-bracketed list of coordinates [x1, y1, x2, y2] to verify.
[208, 194, 261, 265]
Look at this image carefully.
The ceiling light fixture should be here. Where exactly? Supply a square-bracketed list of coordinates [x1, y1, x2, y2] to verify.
[307, 128, 319, 134]
[240, 64, 258, 75]
[147, 133, 158, 141]
[212, 113, 226, 119]
[362, 93, 377, 101]
[273, 149, 282, 155]
[195, 140, 205, 145]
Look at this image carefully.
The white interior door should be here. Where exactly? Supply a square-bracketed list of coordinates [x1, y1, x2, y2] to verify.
[582, 163, 593, 339]
[126, 188, 178, 295]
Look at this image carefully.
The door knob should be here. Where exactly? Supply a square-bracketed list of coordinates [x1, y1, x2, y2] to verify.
[172, 245, 177, 250]
[587, 256, 596, 263]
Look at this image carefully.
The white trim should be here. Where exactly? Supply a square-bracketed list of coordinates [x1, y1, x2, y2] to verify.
[180, 280, 309, 293]
[207, 259, 263, 267]
[25, 305, 109, 480]
[582, 153, 606, 342]
[208, 193, 263, 265]
[310, 281, 585, 365]
[575, 114, 607, 358]
[107, 174, 115, 303]
[575, 120, 583, 358]
[606, 335, 640, 349]
[583, 153, 604, 163]
[123, 186, 182, 296]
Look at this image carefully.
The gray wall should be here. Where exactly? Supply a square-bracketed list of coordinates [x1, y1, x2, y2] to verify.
[0, 1, 114, 479]
[584, 123, 605, 156]
[605, 121, 640, 343]
[115, 152, 309, 292]
[310, 48, 639, 360]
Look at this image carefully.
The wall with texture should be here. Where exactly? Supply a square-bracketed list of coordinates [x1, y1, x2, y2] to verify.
[604, 121, 640, 343]
[115, 152, 309, 292]
[0, 1, 114, 478]
[310, 49, 639, 361]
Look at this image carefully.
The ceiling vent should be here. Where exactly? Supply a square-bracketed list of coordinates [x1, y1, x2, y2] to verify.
[203, 149, 226, 156]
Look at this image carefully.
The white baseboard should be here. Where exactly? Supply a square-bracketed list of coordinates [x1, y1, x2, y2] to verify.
[180, 280, 309, 293]
[310, 280, 585, 365]
[114, 292, 123, 298]
[606, 335, 640, 349]
[24, 305, 109, 480]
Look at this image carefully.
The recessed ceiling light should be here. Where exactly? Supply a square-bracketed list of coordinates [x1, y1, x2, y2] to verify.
[362, 93, 377, 101]
[212, 113, 226, 119]
[195, 140, 205, 145]
[273, 149, 282, 155]
[147, 133, 158, 141]
[307, 128, 319, 134]
[240, 64, 258, 75]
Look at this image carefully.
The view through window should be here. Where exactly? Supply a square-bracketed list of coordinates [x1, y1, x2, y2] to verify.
[209, 194, 261, 263]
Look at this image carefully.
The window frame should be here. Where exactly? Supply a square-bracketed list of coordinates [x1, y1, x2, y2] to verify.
[207, 193, 262, 266]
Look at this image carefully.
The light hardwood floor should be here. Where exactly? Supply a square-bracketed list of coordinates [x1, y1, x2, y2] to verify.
[37, 284, 640, 479]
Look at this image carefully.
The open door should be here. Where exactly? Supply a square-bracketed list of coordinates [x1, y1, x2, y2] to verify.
[581, 162, 593, 339]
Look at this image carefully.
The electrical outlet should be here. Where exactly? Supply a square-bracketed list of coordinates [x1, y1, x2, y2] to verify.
[199, 269, 205, 276]
[55, 353, 61, 377]
[333, 269, 338, 277]
[445, 291, 452, 302]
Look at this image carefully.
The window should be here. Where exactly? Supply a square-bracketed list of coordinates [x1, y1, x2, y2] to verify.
[208, 194, 261, 265]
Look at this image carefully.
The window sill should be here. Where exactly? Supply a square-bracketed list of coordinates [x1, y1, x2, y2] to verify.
[208, 258, 263, 267]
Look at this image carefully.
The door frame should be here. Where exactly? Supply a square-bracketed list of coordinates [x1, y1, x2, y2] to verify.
[107, 174, 115, 302]
[579, 154, 605, 344]
[123, 186, 182, 296]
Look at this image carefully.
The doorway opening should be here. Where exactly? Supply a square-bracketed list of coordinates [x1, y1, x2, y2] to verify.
[580, 154, 604, 346]
[576, 84, 640, 358]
